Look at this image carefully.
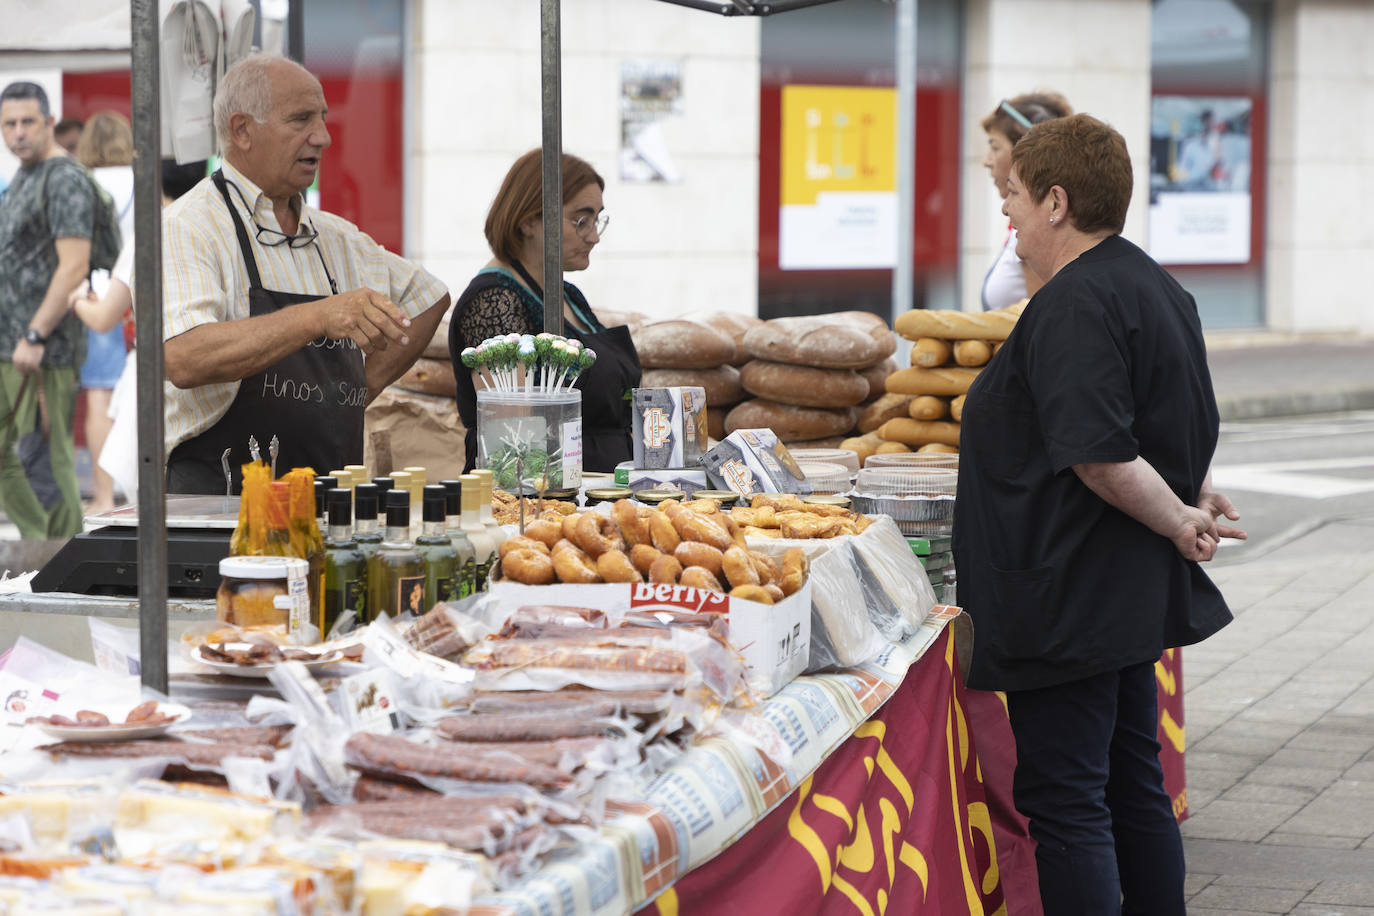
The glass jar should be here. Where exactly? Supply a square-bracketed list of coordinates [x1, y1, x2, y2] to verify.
[216, 556, 310, 629]
[475, 390, 583, 493]
[692, 489, 742, 508]
[584, 487, 633, 506]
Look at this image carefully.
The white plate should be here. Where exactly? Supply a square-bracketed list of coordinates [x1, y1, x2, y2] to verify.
[192, 644, 344, 679]
[36, 703, 193, 742]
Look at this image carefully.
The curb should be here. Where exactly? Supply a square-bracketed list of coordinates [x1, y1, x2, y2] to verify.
[1216, 387, 1374, 422]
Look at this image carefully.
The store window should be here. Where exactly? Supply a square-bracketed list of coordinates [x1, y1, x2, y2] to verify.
[758, 0, 963, 321]
[1149, 0, 1270, 328]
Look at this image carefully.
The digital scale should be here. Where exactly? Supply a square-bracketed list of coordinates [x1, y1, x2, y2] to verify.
[31, 495, 238, 598]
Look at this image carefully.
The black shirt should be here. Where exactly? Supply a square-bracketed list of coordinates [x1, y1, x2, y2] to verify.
[953, 235, 1231, 691]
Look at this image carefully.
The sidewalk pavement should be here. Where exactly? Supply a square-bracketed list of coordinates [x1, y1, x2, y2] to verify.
[1206, 332, 1374, 421]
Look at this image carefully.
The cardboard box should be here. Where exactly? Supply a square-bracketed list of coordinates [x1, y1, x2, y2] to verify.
[632, 387, 708, 469]
[613, 462, 709, 495]
[699, 428, 812, 497]
[486, 579, 811, 697]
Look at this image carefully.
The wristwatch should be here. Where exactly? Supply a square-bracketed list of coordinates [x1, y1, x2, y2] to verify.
[23, 329, 46, 346]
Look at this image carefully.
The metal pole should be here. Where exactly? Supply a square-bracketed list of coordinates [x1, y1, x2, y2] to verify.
[130, 0, 168, 694]
[287, 0, 306, 64]
[539, 0, 563, 334]
[892, 0, 917, 325]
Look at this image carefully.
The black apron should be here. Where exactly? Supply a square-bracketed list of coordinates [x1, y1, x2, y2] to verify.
[166, 171, 366, 494]
[461, 262, 640, 474]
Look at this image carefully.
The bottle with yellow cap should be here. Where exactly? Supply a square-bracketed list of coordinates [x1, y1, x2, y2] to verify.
[458, 474, 496, 590]
[470, 469, 508, 552]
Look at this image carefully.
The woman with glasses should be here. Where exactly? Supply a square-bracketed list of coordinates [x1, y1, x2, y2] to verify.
[448, 149, 641, 474]
[979, 91, 1072, 310]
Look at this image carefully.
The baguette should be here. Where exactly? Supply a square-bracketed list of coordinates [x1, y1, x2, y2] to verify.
[725, 399, 860, 442]
[894, 308, 1018, 341]
[877, 417, 962, 447]
[739, 360, 869, 408]
[952, 339, 993, 367]
[635, 320, 736, 369]
[839, 433, 884, 467]
[918, 443, 959, 454]
[907, 395, 949, 421]
[641, 365, 744, 407]
[950, 394, 966, 422]
[911, 338, 952, 368]
[857, 392, 914, 434]
[885, 366, 981, 397]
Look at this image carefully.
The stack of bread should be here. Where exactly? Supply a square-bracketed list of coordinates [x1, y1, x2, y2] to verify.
[723, 312, 898, 447]
[841, 302, 1024, 466]
[367, 311, 467, 477]
[632, 312, 760, 442]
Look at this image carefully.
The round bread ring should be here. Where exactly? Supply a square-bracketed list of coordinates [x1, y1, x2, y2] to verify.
[649, 554, 683, 585]
[779, 546, 808, 596]
[720, 512, 748, 548]
[674, 541, 724, 578]
[680, 565, 724, 593]
[573, 513, 625, 558]
[749, 550, 779, 585]
[763, 583, 785, 603]
[722, 545, 761, 589]
[523, 518, 564, 549]
[630, 543, 663, 576]
[498, 535, 550, 560]
[596, 549, 642, 583]
[647, 511, 681, 553]
[561, 514, 582, 543]
[551, 540, 600, 584]
[730, 584, 774, 604]
[611, 499, 651, 547]
[681, 498, 720, 515]
[669, 506, 733, 551]
[502, 548, 555, 585]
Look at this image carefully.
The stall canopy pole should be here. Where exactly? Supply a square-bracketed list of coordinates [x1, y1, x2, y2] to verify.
[540, 0, 564, 335]
[892, 0, 918, 325]
[130, 0, 169, 694]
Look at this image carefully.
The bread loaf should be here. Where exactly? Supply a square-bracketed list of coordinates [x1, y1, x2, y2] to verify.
[396, 357, 457, 398]
[826, 311, 898, 362]
[641, 366, 744, 407]
[950, 394, 966, 422]
[857, 357, 897, 403]
[858, 392, 914, 434]
[885, 366, 981, 397]
[908, 395, 949, 421]
[918, 443, 960, 454]
[911, 338, 952, 368]
[877, 418, 962, 447]
[725, 399, 860, 442]
[739, 360, 869, 408]
[687, 312, 764, 367]
[953, 339, 993, 367]
[874, 440, 912, 455]
[707, 407, 727, 442]
[635, 320, 736, 369]
[597, 308, 651, 332]
[422, 311, 452, 360]
[894, 308, 1017, 341]
[787, 435, 848, 450]
[742, 317, 889, 369]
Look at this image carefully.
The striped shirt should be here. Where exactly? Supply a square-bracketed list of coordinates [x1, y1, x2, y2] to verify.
[161, 160, 446, 455]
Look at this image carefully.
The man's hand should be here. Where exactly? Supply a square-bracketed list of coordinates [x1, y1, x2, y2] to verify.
[1198, 486, 1247, 542]
[1172, 505, 1221, 562]
[315, 288, 411, 354]
[11, 339, 44, 376]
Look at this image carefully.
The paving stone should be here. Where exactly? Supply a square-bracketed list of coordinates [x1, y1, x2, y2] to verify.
[1288, 728, 1374, 754]
[1212, 873, 1319, 891]
[1306, 880, 1374, 906]
[1291, 906, 1374, 916]
[1261, 832, 1363, 849]
[1185, 909, 1275, 916]
[1181, 813, 1278, 843]
[1221, 783, 1319, 807]
[1267, 747, 1368, 770]
[1186, 872, 1220, 896]
[1190, 884, 1307, 912]
[1189, 767, 1245, 793]
[1239, 763, 1343, 792]
[1190, 750, 1270, 772]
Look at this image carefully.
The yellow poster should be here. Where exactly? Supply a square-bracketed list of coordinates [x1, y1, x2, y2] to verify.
[779, 85, 898, 269]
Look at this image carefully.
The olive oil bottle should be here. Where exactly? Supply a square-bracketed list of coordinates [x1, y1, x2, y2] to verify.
[416, 485, 458, 608]
[321, 488, 364, 636]
[350, 483, 384, 621]
[442, 480, 478, 597]
[459, 474, 497, 591]
[368, 490, 424, 618]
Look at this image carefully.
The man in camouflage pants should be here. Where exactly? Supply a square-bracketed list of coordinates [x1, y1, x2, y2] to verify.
[0, 82, 91, 538]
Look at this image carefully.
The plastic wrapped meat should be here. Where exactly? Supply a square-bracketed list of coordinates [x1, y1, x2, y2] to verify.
[343, 732, 570, 789]
[497, 605, 607, 638]
[435, 714, 614, 743]
[461, 687, 672, 718]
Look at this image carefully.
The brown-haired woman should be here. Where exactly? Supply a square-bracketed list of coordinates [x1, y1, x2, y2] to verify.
[979, 91, 1072, 310]
[954, 114, 1246, 915]
[74, 110, 135, 513]
[447, 149, 640, 473]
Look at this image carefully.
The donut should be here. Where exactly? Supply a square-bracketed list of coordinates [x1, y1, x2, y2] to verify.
[730, 506, 777, 529]
[749, 550, 779, 585]
[647, 511, 681, 553]
[744, 525, 781, 539]
[720, 512, 748, 548]
[763, 583, 785, 603]
[561, 514, 582, 543]
[722, 546, 761, 589]
[680, 565, 724, 592]
[498, 536, 550, 560]
[596, 549, 642, 583]
[681, 498, 720, 515]
[649, 554, 683, 585]
[729, 584, 774, 604]
[523, 518, 564, 549]
[674, 541, 724, 578]
[630, 543, 663, 576]
[751, 494, 806, 512]
[551, 539, 600, 584]
[573, 513, 625, 558]
[501, 548, 555, 585]
[667, 505, 732, 551]
[611, 499, 651, 547]
[779, 546, 808, 596]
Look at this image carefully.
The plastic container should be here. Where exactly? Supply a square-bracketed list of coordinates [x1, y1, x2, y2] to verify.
[476, 390, 582, 494]
[789, 447, 861, 475]
[797, 460, 853, 495]
[850, 466, 958, 535]
[864, 452, 960, 471]
[216, 555, 310, 628]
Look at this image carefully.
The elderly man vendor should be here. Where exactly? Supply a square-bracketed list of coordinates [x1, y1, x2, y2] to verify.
[162, 55, 448, 493]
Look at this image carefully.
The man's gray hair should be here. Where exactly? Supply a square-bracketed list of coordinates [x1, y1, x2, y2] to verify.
[213, 55, 316, 147]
